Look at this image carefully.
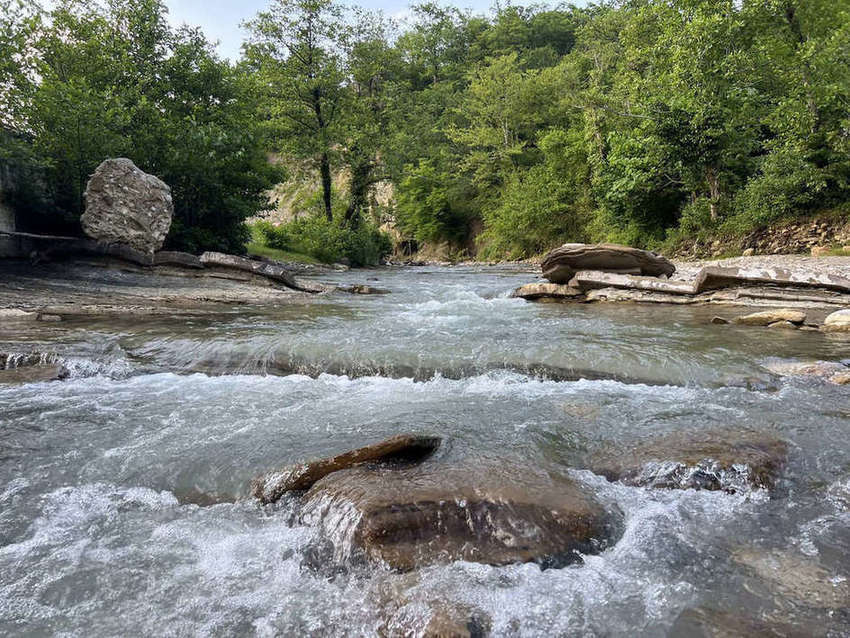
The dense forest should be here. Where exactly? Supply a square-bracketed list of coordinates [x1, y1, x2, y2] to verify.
[2, 0, 849, 263]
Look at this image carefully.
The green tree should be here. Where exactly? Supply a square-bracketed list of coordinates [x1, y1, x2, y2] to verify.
[244, 0, 345, 222]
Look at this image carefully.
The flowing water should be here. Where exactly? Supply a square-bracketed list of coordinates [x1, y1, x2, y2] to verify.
[2, 265, 850, 636]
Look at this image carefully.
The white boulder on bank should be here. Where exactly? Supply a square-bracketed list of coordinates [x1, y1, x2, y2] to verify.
[81, 158, 173, 255]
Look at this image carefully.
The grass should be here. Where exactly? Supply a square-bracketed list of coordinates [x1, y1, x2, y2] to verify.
[245, 224, 322, 264]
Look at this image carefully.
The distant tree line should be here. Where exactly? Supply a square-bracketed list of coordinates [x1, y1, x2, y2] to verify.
[2, 0, 849, 258]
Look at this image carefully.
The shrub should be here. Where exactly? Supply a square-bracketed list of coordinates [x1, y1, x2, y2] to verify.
[256, 217, 391, 266]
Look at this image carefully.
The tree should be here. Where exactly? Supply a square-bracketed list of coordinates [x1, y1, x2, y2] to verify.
[244, 0, 345, 222]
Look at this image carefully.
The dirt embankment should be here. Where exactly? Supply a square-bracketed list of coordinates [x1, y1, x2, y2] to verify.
[672, 215, 850, 260]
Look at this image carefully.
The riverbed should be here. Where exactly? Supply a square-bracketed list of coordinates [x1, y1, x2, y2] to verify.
[2, 265, 849, 635]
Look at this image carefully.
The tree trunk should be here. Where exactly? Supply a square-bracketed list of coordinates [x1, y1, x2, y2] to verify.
[706, 167, 720, 222]
[344, 150, 372, 227]
[319, 151, 332, 222]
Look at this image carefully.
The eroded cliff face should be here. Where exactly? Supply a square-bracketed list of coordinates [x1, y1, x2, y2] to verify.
[251, 154, 395, 227]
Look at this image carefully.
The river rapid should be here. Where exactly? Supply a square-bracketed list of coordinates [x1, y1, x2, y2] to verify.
[2, 265, 850, 636]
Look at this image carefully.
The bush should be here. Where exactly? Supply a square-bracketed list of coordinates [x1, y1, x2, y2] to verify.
[256, 217, 391, 266]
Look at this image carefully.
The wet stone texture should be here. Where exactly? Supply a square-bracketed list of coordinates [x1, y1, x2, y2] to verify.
[588, 428, 789, 492]
[299, 461, 620, 571]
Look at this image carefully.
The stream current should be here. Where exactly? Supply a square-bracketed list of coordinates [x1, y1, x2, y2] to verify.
[1, 265, 850, 636]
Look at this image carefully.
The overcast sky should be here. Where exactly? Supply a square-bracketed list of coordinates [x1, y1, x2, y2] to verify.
[164, 0, 511, 60]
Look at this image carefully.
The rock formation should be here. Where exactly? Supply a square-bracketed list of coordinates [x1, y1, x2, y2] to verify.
[252, 433, 441, 503]
[299, 461, 617, 570]
[81, 158, 173, 255]
[588, 428, 788, 492]
[541, 243, 676, 283]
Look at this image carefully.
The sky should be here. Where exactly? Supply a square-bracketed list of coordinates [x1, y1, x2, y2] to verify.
[164, 0, 502, 60]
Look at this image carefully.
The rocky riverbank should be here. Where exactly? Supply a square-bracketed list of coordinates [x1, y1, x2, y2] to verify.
[513, 246, 850, 323]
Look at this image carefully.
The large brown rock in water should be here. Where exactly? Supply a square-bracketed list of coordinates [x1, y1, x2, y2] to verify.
[299, 461, 618, 571]
[588, 428, 788, 492]
[81, 158, 173, 255]
[252, 433, 442, 503]
[541, 243, 675, 283]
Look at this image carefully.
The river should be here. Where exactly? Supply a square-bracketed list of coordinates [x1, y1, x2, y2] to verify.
[1, 265, 849, 635]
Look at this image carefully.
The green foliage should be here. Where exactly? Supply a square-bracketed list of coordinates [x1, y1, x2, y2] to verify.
[1, 0, 280, 252]
[256, 217, 391, 266]
[396, 160, 473, 245]
[5, 0, 850, 261]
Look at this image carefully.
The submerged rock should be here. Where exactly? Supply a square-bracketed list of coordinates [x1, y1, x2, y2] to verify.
[732, 548, 850, 611]
[81, 158, 173, 255]
[767, 320, 798, 330]
[541, 243, 675, 284]
[733, 309, 806, 326]
[0, 363, 67, 384]
[670, 606, 830, 638]
[511, 282, 583, 300]
[300, 461, 618, 571]
[589, 428, 788, 492]
[763, 360, 850, 384]
[252, 434, 441, 504]
[340, 284, 391, 295]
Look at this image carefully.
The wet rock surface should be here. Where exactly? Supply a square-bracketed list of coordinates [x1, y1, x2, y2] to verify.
[510, 282, 583, 300]
[252, 434, 441, 504]
[0, 363, 66, 384]
[588, 428, 788, 492]
[669, 606, 827, 638]
[81, 158, 173, 255]
[733, 309, 806, 326]
[541, 243, 676, 284]
[823, 308, 850, 332]
[762, 360, 850, 384]
[299, 461, 619, 571]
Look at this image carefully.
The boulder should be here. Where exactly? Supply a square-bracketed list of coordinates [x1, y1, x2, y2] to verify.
[733, 309, 806, 326]
[823, 309, 850, 332]
[588, 428, 788, 492]
[300, 461, 618, 571]
[252, 433, 441, 504]
[710, 316, 730, 325]
[541, 243, 675, 284]
[81, 158, 173, 255]
[511, 282, 583, 300]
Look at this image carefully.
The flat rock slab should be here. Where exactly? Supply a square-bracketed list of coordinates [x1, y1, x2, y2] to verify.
[199, 252, 326, 293]
[570, 271, 697, 295]
[589, 428, 788, 492]
[511, 282, 583, 300]
[300, 461, 618, 570]
[696, 266, 850, 294]
[252, 434, 442, 504]
[733, 309, 807, 326]
[154, 251, 203, 269]
[542, 243, 675, 284]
